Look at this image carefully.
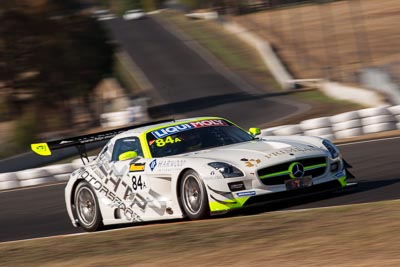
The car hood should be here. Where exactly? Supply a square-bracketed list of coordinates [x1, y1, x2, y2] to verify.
[181, 139, 327, 168]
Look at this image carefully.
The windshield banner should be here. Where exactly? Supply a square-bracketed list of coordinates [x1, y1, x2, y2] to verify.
[151, 119, 228, 139]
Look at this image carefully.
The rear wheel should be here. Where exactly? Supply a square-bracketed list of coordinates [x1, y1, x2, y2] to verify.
[74, 181, 103, 232]
[180, 170, 209, 220]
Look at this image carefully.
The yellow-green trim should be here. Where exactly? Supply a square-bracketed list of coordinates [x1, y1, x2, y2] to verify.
[249, 127, 261, 136]
[209, 197, 249, 212]
[304, 163, 327, 171]
[31, 143, 51, 156]
[259, 163, 327, 179]
[138, 132, 152, 158]
[337, 176, 347, 187]
[260, 170, 290, 179]
[118, 151, 138, 161]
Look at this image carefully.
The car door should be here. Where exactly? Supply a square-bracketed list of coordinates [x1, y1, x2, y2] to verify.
[108, 136, 153, 219]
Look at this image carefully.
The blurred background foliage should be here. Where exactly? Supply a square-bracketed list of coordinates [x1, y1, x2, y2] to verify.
[0, 0, 114, 154]
[99, 0, 166, 14]
[1, 0, 398, 158]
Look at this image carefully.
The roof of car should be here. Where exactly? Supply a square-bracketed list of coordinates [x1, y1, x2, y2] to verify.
[126, 9, 143, 13]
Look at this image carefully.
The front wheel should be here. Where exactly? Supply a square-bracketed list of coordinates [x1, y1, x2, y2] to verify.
[74, 180, 103, 232]
[180, 170, 209, 220]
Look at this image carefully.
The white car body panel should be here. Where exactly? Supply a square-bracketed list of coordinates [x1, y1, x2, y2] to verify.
[123, 10, 146, 20]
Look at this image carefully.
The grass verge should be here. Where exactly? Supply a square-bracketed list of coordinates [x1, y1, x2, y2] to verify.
[1, 199, 400, 266]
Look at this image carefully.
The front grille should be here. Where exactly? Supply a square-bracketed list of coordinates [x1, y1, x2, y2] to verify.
[258, 157, 327, 186]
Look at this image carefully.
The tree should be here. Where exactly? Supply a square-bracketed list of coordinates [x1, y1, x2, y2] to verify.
[0, 1, 114, 130]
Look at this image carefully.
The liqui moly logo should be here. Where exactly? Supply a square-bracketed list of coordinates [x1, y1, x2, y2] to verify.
[151, 119, 228, 138]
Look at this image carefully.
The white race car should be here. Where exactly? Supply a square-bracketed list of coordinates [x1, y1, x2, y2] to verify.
[123, 9, 146, 20]
[32, 117, 354, 231]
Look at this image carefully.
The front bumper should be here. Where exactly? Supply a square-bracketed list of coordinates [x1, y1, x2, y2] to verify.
[209, 176, 355, 213]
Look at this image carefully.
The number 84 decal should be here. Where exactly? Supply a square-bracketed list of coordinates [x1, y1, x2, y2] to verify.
[132, 175, 147, 191]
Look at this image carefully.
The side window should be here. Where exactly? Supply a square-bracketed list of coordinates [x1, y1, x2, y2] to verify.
[111, 137, 143, 161]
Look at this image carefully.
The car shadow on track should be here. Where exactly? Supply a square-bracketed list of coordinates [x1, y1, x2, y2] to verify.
[229, 177, 400, 218]
[147, 91, 296, 118]
[102, 177, 400, 232]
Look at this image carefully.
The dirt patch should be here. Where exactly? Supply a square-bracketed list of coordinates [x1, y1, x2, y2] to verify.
[1, 200, 400, 266]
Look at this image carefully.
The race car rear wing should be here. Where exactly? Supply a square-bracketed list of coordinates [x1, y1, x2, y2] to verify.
[31, 119, 174, 164]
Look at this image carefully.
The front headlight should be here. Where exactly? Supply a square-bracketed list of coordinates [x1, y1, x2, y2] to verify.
[322, 139, 339, 158]
[208, 162, 244, 178]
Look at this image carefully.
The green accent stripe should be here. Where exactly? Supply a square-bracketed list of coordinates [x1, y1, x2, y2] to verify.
[337, 176, 347, 187]
[209, 197, 249, 212]
[304, 163, 327, 171]
[259, 163, 327, 179]
[259, 170, 290, 179]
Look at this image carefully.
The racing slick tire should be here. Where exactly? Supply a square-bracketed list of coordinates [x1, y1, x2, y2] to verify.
[74, 180, 104, 232]
[180, 170, 210, 220]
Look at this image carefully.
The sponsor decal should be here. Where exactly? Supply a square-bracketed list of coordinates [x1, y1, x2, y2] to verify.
[31, 143, 51, 156]
[153, 136, 182, 147]
[241, 158, 261, 167]
[236, 191, 256, 197]
[60, 140, 73, 144]
[129, 163, 145, 172]
[149, 159, 157, 171]
[78, 169, 142, 222]
[157, 159, 185, 168]
[151, 119, 228, 138]
[289, 162, 305, 178]
[335, 171, 345, 178]
[264, 145, 322, 159]
[132, 175, 146, 190]
[154, 159, 186, 172]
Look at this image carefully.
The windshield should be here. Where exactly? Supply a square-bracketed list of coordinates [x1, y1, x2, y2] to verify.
[146, 119, 254, 157]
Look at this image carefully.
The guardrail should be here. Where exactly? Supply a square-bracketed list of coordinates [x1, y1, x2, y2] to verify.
[1, 105, 400, 191]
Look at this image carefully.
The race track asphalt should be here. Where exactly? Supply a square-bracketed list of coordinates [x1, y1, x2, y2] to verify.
[102, 17, 304, 128]
[1, 137, 399, 242]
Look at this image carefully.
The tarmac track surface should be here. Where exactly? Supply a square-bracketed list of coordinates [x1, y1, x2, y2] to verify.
[102, 17, 304, 128]
[1, 137, 400, 242]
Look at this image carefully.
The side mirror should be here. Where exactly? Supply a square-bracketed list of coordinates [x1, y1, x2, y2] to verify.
[249, 127, 261, 136]
[118, 151, 138, 161]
